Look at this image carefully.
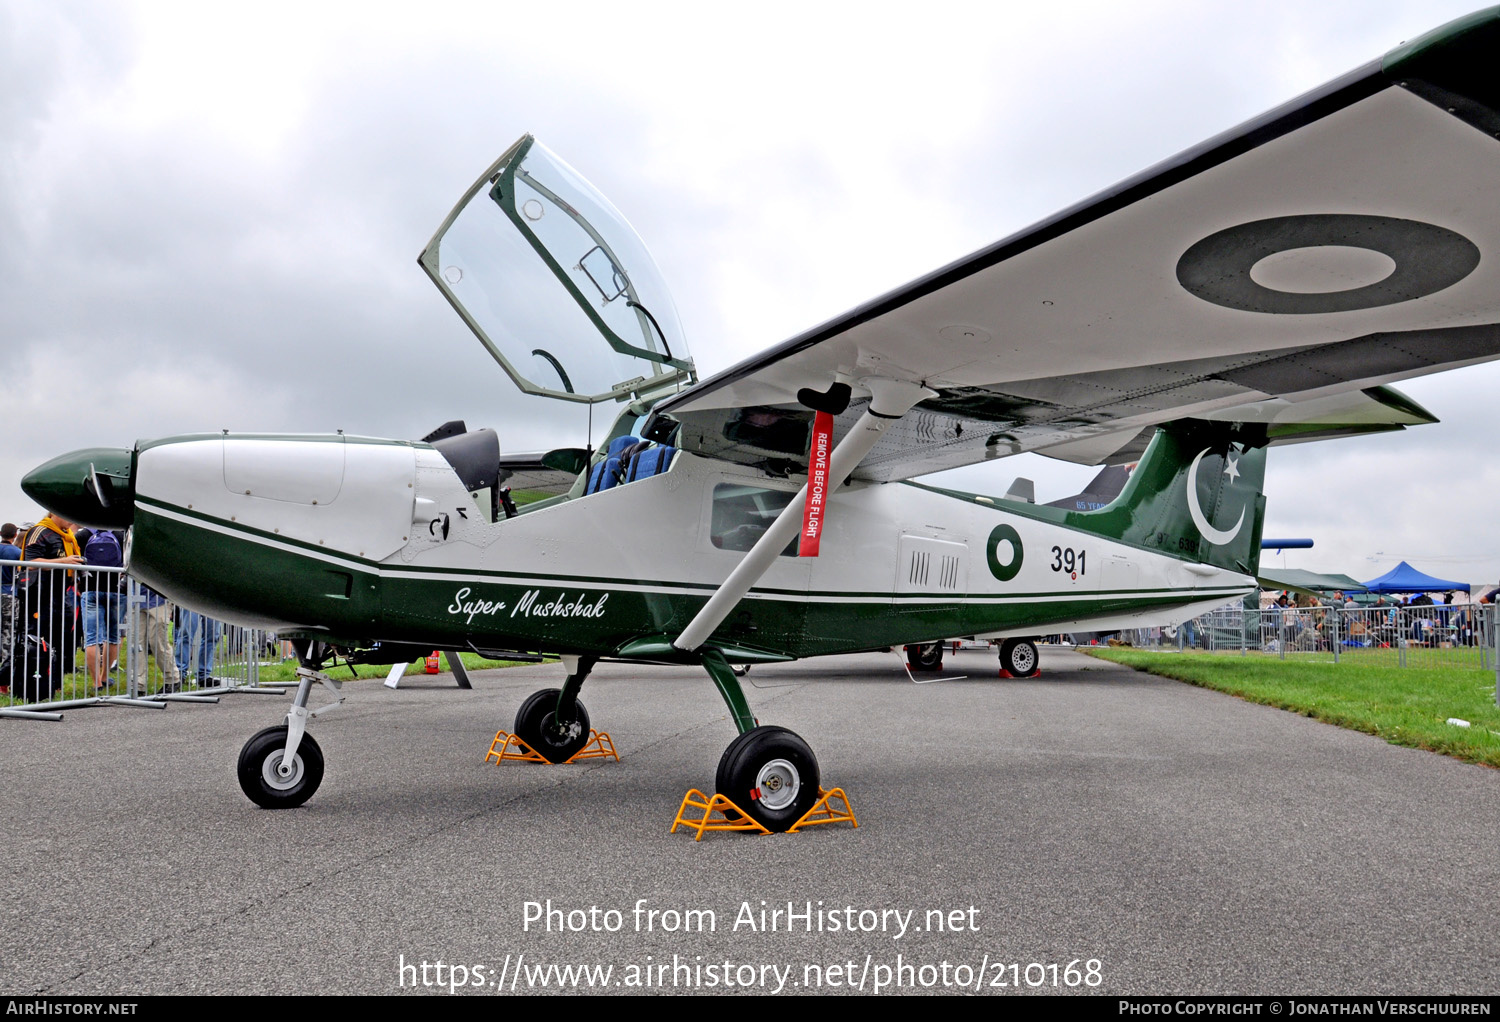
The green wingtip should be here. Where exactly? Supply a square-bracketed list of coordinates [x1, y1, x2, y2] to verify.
[1383, 6, 1500, 72]
[1383, 7, 1500, 138]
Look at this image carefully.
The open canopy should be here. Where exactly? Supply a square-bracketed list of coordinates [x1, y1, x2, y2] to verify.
[1361, 561, 1469, 593]
[420, 136, 695, 404]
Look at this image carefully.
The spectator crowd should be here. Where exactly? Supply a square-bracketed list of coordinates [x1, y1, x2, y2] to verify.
[1258, 588, 1498, 653]
[1, 512, 243, 703]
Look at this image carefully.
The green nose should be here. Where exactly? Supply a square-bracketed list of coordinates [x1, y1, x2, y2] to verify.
[22, 447, 135, 529]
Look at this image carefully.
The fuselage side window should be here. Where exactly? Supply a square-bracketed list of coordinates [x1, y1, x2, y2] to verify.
[710, 483, 799, 556]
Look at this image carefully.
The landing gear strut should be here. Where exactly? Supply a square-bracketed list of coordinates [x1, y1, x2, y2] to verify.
[514, 655, 595, 763]
[701, 650, 821, 833]
[236, 640, 342, 809]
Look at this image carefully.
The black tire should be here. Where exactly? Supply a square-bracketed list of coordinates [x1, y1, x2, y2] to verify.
[908, 642, 944, 672]
[999, 639, 1040, 678]
[715, 725, 821, 833]
[514, 688, 591, 763]
[237, 725, 324, 809]
[732, 664, 751, 678]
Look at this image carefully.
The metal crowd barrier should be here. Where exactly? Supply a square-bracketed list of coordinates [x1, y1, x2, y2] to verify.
[1123, 599, 1500, 673]
[0, 561, 287, 721]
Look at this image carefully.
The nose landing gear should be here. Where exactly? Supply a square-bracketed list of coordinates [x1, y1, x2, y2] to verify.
[507, 654, 598, 763]
[238, 725, 324, 809]
[904, 642, 945, 672]
[236, 641, 343, 809]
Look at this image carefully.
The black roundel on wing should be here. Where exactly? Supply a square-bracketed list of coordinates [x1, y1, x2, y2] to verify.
[1176, 214, 1479, 314]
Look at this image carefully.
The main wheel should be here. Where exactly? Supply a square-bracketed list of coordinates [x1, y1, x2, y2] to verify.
[999, 638, 1040, 678]
[514, 688, 591, 763]
[906, 642, 944, 672]
[237, 725, 324, 809]
[715, 725, 821, 833]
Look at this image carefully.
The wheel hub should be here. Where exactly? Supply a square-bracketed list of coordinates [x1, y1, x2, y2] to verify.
[543, 713, 583, 746]
[754, 758, 801, 811]
[262, 751, 304, 791]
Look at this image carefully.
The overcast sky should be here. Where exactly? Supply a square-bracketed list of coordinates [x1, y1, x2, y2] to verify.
[3, 0, 1496, 586]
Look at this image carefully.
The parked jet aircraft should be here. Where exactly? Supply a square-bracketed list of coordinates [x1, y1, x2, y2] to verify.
[23, 8, 1500, 829]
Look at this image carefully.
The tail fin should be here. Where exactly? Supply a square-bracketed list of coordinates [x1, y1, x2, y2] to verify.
[1063, 420, 1267, 575]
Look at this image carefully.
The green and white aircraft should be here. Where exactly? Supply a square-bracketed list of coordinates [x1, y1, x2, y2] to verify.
[24, 8, 1500, 828]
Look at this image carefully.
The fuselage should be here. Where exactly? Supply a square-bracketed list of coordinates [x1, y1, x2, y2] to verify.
[123, 431, 1252, 658]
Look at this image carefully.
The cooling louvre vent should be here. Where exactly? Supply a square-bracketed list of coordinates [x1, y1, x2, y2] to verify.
[908, 550, 930, 586]
[895, 534, 969, 604]
[908, 551, 962, 589]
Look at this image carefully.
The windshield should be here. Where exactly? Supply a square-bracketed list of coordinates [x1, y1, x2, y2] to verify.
[420, 135, 694, 403]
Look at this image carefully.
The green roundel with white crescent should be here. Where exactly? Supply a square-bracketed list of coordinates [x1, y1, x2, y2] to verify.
[986, 524, 1024, 582]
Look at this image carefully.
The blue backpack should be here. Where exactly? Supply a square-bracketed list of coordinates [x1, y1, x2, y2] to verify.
[84, 529, 122, 569]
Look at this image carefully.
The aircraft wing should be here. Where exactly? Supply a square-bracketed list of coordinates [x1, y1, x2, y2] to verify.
[653, 10, 1500, 481]
[497, 449, 588, 500]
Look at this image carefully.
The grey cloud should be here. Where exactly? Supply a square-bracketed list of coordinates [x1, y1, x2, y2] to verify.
[3, 0, 1495, 593]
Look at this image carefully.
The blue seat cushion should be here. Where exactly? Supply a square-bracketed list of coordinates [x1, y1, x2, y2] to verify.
[585, 461, 608, 495]
[605, 435, 642, 459]
[626, 445, 676, 482]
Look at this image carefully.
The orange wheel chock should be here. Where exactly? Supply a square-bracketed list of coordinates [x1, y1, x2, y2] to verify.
[787, 786, 858, 833]
[670, 786, 858, 840]
[670, 790, 771, 840]
[484, 729, 620, 765]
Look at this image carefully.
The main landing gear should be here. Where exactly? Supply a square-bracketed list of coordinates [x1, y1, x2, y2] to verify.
[998, 638, 1040, 678]
[699, 650, 823, 833]
[904, 641, 945, 673]
[512, 654, 596, 763]
[715, 725, 821, 832]
[501, 650, 825, 833]
[237, 641, 344, 809]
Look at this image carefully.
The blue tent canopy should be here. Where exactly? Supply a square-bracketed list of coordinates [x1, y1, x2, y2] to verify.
[1361, 561, 1469, 593]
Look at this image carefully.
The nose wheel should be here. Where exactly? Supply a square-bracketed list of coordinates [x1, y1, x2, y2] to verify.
[238, 725, 325, 809]
[715, 725, 820, 833]
[236, 657, 342, 808]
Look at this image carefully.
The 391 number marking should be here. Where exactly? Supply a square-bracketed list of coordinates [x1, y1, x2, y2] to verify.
[1050, 546, 1085, 575]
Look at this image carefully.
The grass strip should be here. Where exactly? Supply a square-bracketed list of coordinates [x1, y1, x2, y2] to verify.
[249, 650, 531, 684]
[1086, 648, 1500, 769]
[3, 650, 531, 707]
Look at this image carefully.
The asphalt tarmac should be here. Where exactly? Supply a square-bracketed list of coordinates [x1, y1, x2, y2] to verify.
[2, 647, 1497, 996]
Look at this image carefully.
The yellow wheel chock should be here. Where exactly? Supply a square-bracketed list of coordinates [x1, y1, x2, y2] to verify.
[669, 786, 858, 840]
[484, 729, 620, 765]
[670, 790, 771, 839]
[788, 787, 858, 833]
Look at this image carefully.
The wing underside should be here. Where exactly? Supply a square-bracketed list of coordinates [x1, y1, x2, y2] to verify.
[497, 450, 585, 500]
[652, 10, 1500, 480]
